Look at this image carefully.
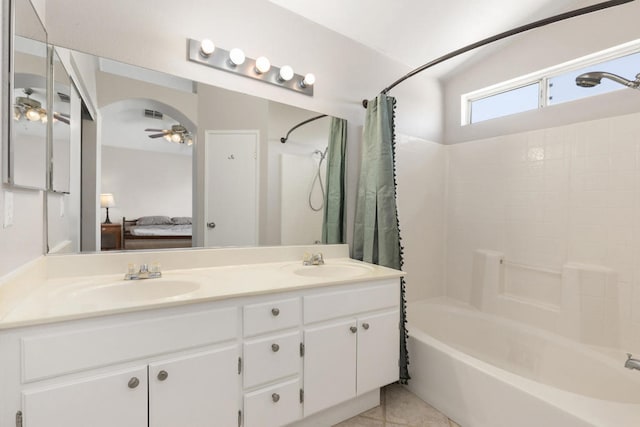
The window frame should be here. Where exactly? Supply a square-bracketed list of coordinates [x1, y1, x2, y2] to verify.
[461, 38, 640, 126]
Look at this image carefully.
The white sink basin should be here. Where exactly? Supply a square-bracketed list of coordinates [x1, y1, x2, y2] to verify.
[291, 263, 374, 279]
[67, 279, 201, 303]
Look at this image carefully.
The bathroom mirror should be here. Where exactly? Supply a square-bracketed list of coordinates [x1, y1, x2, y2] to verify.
[46, 47, 343, 254]
[3, 0, 48, 190]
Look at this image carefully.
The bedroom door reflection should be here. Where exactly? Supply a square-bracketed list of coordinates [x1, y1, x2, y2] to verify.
[204, 130, 259, 247]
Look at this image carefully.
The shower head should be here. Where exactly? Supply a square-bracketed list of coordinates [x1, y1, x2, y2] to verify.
[575, 71, 640, 89]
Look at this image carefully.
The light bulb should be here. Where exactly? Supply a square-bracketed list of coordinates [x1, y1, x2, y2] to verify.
[14, 107, 20, 121]
[25, 108, 41, 121]
[171, 133, 182, 143]
[186, 138, 193, 146]
[255, 56, 271, 74]
[279, 65, 294, 82]
[301, 73, 316, 88]
[200, 39, 215, 57]
[40, 114, 48, 123]
[164, 134, 172, 142]
[229, 48, 245, 66]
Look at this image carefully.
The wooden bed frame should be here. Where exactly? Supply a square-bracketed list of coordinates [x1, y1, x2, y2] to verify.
[122, 217, 192, 250]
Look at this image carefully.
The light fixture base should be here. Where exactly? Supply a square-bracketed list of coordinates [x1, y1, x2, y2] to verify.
[187, 39, 313, 97]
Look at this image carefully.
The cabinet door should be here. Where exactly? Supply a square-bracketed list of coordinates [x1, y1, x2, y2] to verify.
[149, 345, 239, 427]
[23, 367, 147, 427]
[303, 318, 357, 417]
[357, 310, 400, 394]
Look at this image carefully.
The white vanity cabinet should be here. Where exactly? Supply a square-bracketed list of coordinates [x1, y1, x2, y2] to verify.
[5, 305, 241, 427]
[1, 275, 402, 427]
[302, 280, 400, 417]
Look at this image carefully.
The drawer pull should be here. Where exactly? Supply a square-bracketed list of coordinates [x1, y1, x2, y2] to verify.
[271, 308, 280, 316]
[271, 343, 280, 352]
[272, 393, 280, 403]
[157, 370, 169, 381]
[362, 322, 370, 330]
[128, 377, 140, 389]
[350, 326, 357, 334]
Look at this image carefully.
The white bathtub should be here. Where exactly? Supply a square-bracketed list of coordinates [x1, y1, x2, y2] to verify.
[406, 297, 640, 427]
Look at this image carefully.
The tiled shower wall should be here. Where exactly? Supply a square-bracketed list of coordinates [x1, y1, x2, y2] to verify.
[445, 111, 640, 351]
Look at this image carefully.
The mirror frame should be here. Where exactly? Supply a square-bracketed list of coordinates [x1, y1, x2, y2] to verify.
[2, 0, 49, 191]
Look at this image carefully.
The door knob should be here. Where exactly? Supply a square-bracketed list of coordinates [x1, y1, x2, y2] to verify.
[350, 326, 357, 334]
[271, 343, 280, 352]
[362, 322, 370, 330]
[271, 307, 280, 316]
[272, 393, 280, 403]
[157, 370, 168, 381]
[207, 222, 216, 229]
[128, 377, 140, 389]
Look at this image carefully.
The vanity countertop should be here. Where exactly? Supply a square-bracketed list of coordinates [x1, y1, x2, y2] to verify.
[0, 255, 405, 330]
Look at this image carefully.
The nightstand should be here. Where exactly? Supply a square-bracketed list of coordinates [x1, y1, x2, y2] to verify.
[101, 223, 122, 250]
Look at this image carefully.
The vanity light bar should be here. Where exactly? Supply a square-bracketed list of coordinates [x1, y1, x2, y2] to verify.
[187, 39, 314, 96]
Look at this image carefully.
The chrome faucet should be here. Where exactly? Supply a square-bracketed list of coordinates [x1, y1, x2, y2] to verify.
[625, 353, 640, 370]
[302, 252, 324, 266]
[125, 263, 162, 280]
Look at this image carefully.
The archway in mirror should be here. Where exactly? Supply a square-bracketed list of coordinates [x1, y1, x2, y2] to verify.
[100, 98, 196, 251]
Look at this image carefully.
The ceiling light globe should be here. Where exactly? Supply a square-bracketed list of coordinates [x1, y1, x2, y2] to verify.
[229, 48, 246, 66]
[279, 65, 294, 82]
[255, 56, 271, 74]
[25, 108, 41, 121]
[302, 73, 316, 87]
[171, 133, 182, 143]
[200, 39, 215, 57]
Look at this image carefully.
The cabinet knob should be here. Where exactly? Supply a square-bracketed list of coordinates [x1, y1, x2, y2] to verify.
[157, 370, 169, 381]
[271, 308, 280, 316]
[128, 377, 140, 389]
[362, 322, 370, 330]
[271, 343, 280, 352]
[350, 326, 357, 334]
[272, 393, 280, 403]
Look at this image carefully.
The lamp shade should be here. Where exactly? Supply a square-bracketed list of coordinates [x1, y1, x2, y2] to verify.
[100, 193, 115, 208]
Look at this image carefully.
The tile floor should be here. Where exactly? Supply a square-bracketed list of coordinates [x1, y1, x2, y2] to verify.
[333, 384, 461, 427]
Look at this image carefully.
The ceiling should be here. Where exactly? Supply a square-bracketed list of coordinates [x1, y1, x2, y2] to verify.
[268, 0, 594, 77]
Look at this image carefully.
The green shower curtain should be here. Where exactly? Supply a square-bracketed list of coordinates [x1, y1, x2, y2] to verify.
[322, 117, 347, 244]
[353, 94, 410, 383]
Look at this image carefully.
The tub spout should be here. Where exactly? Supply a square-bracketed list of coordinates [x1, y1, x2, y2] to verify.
[625, 353, 640, 370]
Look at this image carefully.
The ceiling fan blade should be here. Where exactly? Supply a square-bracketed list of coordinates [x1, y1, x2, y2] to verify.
[144, 128, 167, 132]
[53, 112, 70, 125]
[148, 133, 166, 138]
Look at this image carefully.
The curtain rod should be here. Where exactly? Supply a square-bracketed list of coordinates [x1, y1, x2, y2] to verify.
[280, 114, 328, 143]
[362, 0, 635, 108]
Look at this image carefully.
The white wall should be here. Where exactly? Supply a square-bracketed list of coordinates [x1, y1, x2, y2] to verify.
[0, 2, 46, 277]
[395, 135, 446, 302]
[101, 146, 192, 221]
[445, 112, 640, 352]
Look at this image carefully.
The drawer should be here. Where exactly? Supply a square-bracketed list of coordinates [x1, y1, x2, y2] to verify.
[304, 280, 399, 324]
[243, 330, 301, 388]
[243, 377, 302, 427]
[243, 297, 300, 337]
[22, 307, 238, 382]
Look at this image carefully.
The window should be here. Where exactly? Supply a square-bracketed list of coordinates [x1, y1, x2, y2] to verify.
[462, 40, 640, 125]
